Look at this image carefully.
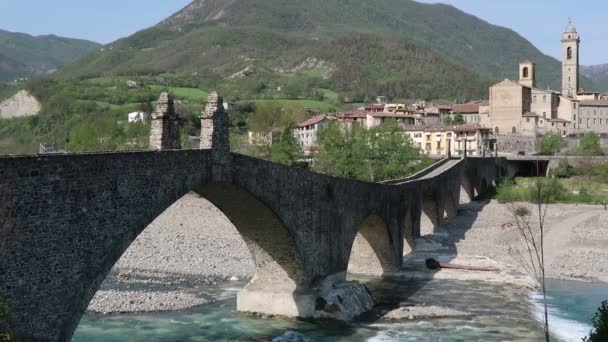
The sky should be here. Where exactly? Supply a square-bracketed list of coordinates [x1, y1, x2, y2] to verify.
[0, 0, 606, 65]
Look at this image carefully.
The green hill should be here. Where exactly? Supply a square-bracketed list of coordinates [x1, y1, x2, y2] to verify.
[0, 29, 100, 81]
[60, 0, 592, 96]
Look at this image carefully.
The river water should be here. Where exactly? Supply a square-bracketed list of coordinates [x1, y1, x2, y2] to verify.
[73, 276, 606, 342]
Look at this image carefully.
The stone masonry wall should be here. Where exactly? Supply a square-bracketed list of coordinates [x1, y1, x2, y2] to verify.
[150, 92, 181, 150]
[0, 145, 499, 341]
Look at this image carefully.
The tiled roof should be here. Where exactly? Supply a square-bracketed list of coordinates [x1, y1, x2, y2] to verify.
[296, 115, 327, 128]
[579, 100, 608, 107]
[549, 118, 571, 123]
[522, 112, 539, 117]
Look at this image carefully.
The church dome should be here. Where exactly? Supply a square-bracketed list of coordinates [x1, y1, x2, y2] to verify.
[565, 20, 577, 33]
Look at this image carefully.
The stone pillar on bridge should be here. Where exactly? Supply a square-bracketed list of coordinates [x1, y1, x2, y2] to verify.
[200, 91, 231, 181]
[149, 92, 181, 150]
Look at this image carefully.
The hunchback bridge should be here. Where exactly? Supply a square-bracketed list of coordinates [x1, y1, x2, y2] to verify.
[0, 92, 505, 341]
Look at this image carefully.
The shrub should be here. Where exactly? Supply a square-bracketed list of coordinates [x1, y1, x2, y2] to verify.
[554, 158, 573, 178]
[539, 132, 563, 156]
[583, 301, 608, 342]
[579, 132, 604, 156]
[495, 178, 522, 203]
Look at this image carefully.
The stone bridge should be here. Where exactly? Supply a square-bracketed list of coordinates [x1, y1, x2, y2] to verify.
[0, 92, 501, 341]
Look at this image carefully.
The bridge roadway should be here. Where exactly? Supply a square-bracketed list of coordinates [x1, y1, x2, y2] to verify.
[0, 92, 504, 342]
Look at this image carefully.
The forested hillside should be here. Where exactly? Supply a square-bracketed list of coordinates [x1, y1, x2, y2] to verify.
[0, 30, 99, 81]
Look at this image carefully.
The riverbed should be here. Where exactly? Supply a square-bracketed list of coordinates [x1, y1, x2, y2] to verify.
[73, 276, 606, 341]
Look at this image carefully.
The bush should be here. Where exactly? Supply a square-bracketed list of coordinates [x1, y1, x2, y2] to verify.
[583, 300, 608, 342]
[554, 158, 573, 178]
[495, 178, 521, 203]
[579, 132, 604, 156]
[539, 132, 563, 155]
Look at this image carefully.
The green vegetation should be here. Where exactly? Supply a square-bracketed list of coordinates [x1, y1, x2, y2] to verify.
[584, 301, 608, 342]
[270, 126, 305, 167]
[539, 132, 563, 156]
[578, 132, 605, 156]
[314, 119, 433, 182]
[0, 83, 19, 102]
[0, 29, 99, 81]
[495, 177, 607, 204]
[444, 114, 465, 125]
[60, 0, 594, 92]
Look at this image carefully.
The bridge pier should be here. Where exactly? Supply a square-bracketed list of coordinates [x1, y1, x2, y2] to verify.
[348, 215, 399, 276]
[149, 92, 181, 150]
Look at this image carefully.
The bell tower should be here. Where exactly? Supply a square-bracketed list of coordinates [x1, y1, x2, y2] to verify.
[519, 60, 536, 88]
[562, 19, 580, 98]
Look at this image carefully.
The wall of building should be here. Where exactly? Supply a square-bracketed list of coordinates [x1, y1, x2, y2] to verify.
[497, 134, 538, 155]
[578, 105, 608, 134]
[489, 81, 531, 135]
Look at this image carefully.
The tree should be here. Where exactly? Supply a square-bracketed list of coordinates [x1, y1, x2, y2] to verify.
[554, 158, 573, 178]
[270, 126, 305, 166]
[539, 132, 563, 156]
[579, 132, 604, 156]
[444, 113, 465, 125]
[248, 102, 305, 134]
[314, 120, 432, 182]
[504, 166, 551, 342]
[584, 301, 608, 342]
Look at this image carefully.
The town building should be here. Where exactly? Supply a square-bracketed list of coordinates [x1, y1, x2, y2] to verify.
[403, 124, 494, 158]
[293, 115, 331, 151]
[128, 111, 149, 123]
[483, 20, 608, 154]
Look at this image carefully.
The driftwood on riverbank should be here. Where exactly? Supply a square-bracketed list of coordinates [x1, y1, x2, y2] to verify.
[425, 258, 500, 272]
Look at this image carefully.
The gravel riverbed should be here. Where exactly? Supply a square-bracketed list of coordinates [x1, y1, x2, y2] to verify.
[88, 193, 255, 314]
[88, 194, 608, 314]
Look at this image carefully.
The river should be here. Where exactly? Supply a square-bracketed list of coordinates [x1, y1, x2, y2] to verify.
[72, 276, 607, 341]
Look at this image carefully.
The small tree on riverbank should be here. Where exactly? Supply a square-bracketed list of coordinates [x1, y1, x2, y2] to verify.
[504, 163, 551, 341]
[584, 301, 608, 341]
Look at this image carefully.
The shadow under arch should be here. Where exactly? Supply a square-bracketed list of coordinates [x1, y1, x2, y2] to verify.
[443, 191, 458, 220]
[347, 215, 397, 276]
[420, 190, 440, 236]
[403, 208, 415, 255]
[64, 183, 306, 341]
[460, 174, 474, 205]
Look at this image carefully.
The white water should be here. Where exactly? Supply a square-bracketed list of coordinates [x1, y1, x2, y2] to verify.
[530, 292, 591, 342]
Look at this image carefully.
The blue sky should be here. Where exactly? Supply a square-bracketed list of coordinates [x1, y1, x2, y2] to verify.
[0, 0, 605, 65]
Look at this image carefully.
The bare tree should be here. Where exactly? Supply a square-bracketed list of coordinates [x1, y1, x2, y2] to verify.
[505, 162, 551, 342]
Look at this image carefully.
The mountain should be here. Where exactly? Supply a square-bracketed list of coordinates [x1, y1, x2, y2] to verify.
[582, 64, 608, 92]
[0, 29, 100, 81]
[57, 0, 595, 98]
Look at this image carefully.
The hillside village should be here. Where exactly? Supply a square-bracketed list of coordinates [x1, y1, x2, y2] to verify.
[289, 20, 608, 159]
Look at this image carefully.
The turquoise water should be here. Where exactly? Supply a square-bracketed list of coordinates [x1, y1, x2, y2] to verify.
[530, 279, 608, 342]
[73, 276, 577, 342]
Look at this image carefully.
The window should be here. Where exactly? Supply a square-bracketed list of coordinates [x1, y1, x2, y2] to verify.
[543, 95, 547, 103]
[563, 123, 567, 127]
[533, 96, 537, 103]
[574, 114, 576, 120]
[567, 47, 572, 60]
[523, 67, 529, 78]
[512, 126, 517, 134]
[526, 118, 530, 123]
[495, 127, 500, 134]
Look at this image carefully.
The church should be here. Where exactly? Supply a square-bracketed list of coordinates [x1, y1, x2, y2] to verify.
[481, 20, 608, 143]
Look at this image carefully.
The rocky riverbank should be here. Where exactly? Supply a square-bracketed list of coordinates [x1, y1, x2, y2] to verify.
[408, 200, 608, 285]
[88, 193, 255, 314]
[88, 193, 608, 314]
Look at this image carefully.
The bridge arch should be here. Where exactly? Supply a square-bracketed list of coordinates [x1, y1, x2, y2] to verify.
[459, 174, 474, 205]
[403, 208, 415, 254]
[443, 191, 457, 220]
[65, 183, 306, 340]
[347, 215, 396, 276]
[420, 190, 440, 236]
